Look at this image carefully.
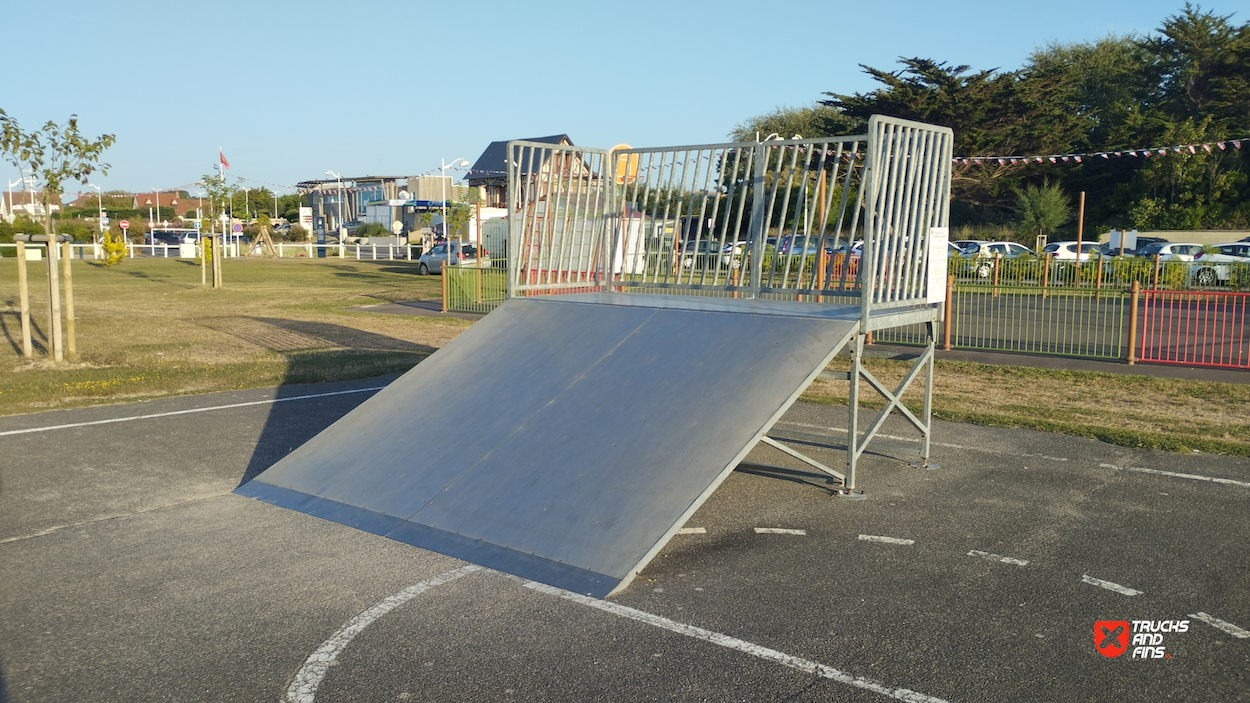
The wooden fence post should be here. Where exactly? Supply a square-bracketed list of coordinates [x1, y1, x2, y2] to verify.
[62, 241, 76, 357]
[943, 274, 954, 351]
[1127, 280, 1141, 365]
[16, 240, 32, 358]
[46, 237, 64, 362]
[1152, 254, 1160, 290]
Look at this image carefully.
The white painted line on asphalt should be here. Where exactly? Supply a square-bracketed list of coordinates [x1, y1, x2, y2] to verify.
[754, 528, 806, 535]
[1190, 612, 1250, 639]
[776, 421, 1069, 462]
[1081, 574, 1142, 596]
[967, 550, 1029, 566]
[522, 580, 950, 703]
[285, 565, 480, 703]
[0, 386, 386, 438]
[1099, 463, 1250, 488]
[858, 534, 915, 546]
[677, 527, 707, 534]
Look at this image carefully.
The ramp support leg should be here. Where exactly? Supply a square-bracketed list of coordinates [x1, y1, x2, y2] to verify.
[844, 321, 940, 496]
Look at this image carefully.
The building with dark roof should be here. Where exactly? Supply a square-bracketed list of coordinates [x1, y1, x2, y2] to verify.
[466, 134, 572, 208]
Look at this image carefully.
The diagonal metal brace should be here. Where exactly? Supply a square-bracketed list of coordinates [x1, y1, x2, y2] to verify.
[759, 436, 845, 481]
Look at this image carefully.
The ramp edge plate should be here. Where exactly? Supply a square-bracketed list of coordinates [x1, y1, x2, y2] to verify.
[235, 480, 618, 597]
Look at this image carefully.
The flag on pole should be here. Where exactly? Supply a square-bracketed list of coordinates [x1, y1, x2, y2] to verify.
[220, 150, 230, 170]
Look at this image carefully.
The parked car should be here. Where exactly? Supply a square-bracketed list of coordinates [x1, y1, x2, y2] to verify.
[1192, 242, 1250, 286]
[957, 241, 1034, 277]
[1134, 241, 1204, 262]
[951, 240, 981, 254]
[680, 240, 740, 268]
[1106, 235, 1168, 256]
[1042, 241, 1110, 261]
[417, 241, 489, 274]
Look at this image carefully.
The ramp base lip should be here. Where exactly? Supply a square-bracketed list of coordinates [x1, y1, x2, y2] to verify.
[234, 481, 619, 598]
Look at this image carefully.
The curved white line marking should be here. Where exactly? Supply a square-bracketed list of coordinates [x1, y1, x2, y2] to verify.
[523, 580, 949, 702]
[0, 386, 386, 438]
[285, 565, 480, 703]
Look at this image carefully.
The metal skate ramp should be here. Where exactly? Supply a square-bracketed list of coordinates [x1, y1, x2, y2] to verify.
[237, 294, 857, 597]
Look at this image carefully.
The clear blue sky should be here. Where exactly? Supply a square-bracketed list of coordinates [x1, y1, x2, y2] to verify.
[1, 0, 1211, 195]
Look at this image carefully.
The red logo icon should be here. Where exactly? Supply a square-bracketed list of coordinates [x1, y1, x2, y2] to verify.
[1095, 620, 1129, 658]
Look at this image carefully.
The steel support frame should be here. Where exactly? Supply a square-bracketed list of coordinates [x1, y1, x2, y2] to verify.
[845, 320, 936, 492]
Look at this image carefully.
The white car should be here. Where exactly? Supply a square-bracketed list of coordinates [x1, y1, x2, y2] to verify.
[1192, 242, 1250, 286]
[959, 241, 1034, 277]
[1134, 241, 1204, 262]
[1042, 241, 1110, 261]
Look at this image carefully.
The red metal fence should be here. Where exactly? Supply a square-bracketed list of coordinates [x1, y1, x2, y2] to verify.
[1138, 290, 1250, 368]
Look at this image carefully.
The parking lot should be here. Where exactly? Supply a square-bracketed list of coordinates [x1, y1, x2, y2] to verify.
[1, 376, 1247, 702]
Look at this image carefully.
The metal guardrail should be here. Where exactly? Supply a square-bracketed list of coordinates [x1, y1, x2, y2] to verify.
[506, 115, 953, 326]
[1138, 290, 1250, 368]
[444, 262, 509, 315]
[874, 285, 1130, 359]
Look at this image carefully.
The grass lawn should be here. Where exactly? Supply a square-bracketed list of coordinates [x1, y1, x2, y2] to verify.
[1, 256, 466, 413]
[3, 255, 1247, 455]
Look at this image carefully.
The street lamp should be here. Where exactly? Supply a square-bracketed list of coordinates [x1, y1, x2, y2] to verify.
[440, 158, 469, 263]
[325, 170, 343, 237]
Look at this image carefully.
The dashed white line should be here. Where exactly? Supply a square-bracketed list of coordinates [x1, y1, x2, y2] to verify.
[858, 534, 915, 546]
[754, 528, 807, 535]
[1190, 612, 1250, 639]
[1099, 463, 1250, 488]
[1081, 574, 1142, 596]
[967, 550, 1028, 566]
[285, 565, 480, 703]
[522, 580, 950, 703]
[677, 527, 707, 534]
[0, 386, 387, 438]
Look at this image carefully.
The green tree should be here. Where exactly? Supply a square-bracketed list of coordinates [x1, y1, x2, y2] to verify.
[0, 109, 115, 238]
[1013, 180, 1073, 238]
[728, 105, 853, 143]
[197, 174, 239, 234]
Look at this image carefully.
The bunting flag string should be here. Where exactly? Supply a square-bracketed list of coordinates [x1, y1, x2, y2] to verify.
[954, 137, 1245, 166]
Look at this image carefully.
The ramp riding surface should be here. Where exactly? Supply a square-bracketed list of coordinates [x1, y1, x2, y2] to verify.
[237, 294, 857, 596]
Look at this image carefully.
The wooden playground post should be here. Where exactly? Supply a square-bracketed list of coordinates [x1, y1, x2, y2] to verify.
[1126, 280, 1141, 365]
[16, 240, 32, 358]
[62, 241, 76, 356]
[45, 237, 64, 362]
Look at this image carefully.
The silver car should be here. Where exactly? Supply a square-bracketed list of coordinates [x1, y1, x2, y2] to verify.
[417, 241, 489, 274]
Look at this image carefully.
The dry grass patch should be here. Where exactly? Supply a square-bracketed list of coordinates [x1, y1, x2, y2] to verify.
[0, 257, 464, 414]
[801, 358, 1250, 455]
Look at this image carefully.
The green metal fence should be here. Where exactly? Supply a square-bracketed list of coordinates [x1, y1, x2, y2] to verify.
[444, 263, 508, 314]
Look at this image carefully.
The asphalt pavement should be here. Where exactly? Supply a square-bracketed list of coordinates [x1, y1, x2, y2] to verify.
[1, 376, 1247, 702]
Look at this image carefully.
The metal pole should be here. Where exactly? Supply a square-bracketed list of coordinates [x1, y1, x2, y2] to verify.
[1075, 191, 1085, 287]
[943, 274, 953, 351]
[16, 240, 32, 358]
[62, 241, 76, 356]
[1127, 280, 1141, 365]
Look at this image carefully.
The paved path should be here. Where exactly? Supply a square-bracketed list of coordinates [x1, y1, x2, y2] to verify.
[2, 378, 1247, 702]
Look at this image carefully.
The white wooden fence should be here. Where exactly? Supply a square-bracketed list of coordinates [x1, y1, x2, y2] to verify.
[0, 242, 423, 261]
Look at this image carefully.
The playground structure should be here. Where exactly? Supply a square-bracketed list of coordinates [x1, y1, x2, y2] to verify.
[238, 115, 954, 597]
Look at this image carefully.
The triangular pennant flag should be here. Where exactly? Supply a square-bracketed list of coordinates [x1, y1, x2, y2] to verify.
[1062, 156, 1070, 162]
[1188, 145, 1196, 154]
[1143, 151, 1151, 157]
[1049, 157, 1057, 163]
[1128, 151, 1137, 156]
[1202, 143, 1212, 152]
[1234, 140, 1242, 149]
[1101, 153, 1110, 159]
[1217, 142, 1227, 150]
[1075, 155, 1082, 162]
